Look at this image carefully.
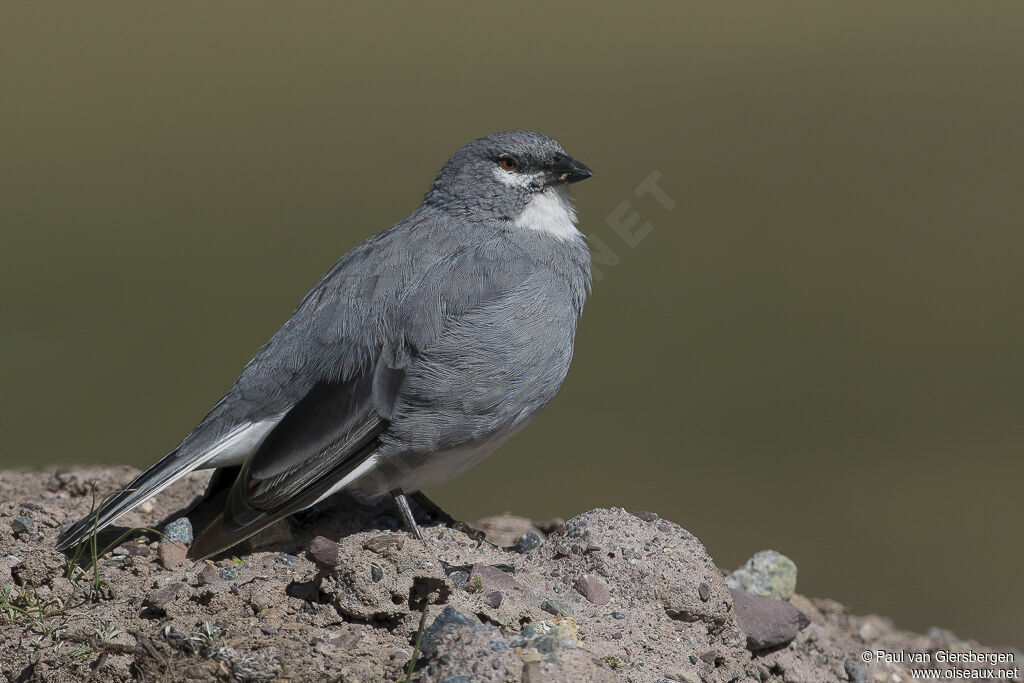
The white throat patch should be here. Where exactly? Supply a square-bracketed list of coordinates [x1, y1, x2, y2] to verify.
[514, 185, 580, 241]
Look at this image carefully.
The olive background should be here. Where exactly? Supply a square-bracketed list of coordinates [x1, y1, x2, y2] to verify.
[2, 4, 1022, 647]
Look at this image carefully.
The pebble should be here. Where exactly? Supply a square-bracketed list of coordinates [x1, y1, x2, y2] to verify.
[469, 563, 523, 592]
[449, 570, 469, 589]
[612, 611, 626, 620]
[370, 564, 383, 582]
[420, 606, 479, 655]
[542, 598, 575, 618]
[725, 549, 797, 600]
[162, 518, 193, 546]
[363, 533, 405, 553]
[198, 566, 223, 585]
[698, 582, 711, 602]
[260, 625, 278, 636]
[488, 639, 508, 652]
[275, 553, 298, 566]
[158, 540, 189, 569]
[575, 574, 610, 605]
[306, 536, 339, 569]
[143, 582, 185, 609]
[219, 566, 240, 581]
[115, 540, 151, 557]
[515, 532, 542, 553]
[11, 516, 35, 535]
[729, 588, 810, 651]
[486, 590, 503, 608]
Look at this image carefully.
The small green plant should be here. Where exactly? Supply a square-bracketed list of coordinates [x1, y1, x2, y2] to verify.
[191, 621, 222, 648]
[601, 655, 623, 670]
[94, 618, 122, 644]
[467, 574, 483, 594]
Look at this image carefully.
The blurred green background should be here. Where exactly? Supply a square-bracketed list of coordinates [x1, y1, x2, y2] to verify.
[2, 3, 1022, 647]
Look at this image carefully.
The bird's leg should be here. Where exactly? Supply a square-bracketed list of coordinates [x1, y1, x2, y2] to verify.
[409, 491, 457, 525]
[390, 489, 425, 543]
[410, 491, 494, 548]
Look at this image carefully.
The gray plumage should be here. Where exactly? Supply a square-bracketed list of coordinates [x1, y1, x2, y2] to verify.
[57, 130, 593, 559]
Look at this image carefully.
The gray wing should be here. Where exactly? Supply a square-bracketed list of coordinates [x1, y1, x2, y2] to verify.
[187, 237, 535, 558]
[58, 209, 451, 552]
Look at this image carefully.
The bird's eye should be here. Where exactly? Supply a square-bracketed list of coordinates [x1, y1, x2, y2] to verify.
[498, 156, 518, 172]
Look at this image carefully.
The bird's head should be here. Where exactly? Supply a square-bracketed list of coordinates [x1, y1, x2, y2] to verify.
[425, 130, 594, 235]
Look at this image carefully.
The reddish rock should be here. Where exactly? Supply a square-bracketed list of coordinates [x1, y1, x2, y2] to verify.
[306, 535, 340, 569]
[158, 540, 188, 569]
[575, 573, 610, 605]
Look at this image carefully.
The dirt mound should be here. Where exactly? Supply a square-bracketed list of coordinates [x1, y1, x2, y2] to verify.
[0, 468, 1019, 682]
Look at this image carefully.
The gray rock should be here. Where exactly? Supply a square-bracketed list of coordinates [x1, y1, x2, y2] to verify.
[515, 532, 541, 553]
[845, 659, 868, 683]
[219, 566, 240, 581]
[725, 549, 797, 600]
[730, 588, 810, 651]
[11, 516, 35, 535]
[274, 553, 298, 566]
[420, 606, 479, 655]
[485, 590, 502, 608]
[162, 517, 193, 545]
[370, 564, 383, 582]
[698, 582, 711, 602]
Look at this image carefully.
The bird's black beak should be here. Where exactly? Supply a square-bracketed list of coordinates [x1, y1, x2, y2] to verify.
[547, 152, 594, 185]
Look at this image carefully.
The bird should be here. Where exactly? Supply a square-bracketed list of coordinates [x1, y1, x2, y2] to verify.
[56, 130, 594, 560]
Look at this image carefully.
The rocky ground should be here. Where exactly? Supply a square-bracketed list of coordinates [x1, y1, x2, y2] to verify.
[0, 467, 1019, 682]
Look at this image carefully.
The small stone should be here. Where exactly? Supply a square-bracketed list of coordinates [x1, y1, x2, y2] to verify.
[730, 588, 810, 651]
[628, 510, 658, 522]
[274, 553, 298, 566]
[612, 611, 626, 620]
[469, 563, 523, 592]
[370, 564, 384, 582]
[260, 625, 278, 636]
[486, 590, 503, 608]
[306, 536, 340, 569]
[844, 660, 868, 683]
[143, 582, 185, 609]
[575, 574, 610, 605]
[162, 517, 193, 545]
[488, 639, 508, 651]
[198, 566, 222, 585]
[515, 532, 542, 553]
[219, 566, 239, 581]
[725, 549, 798, 600]
[11, 516, 35, 535]
[363, 533, 405, 553]
[420, 606, 479, 655]
[698, 582, 711, 602]
[449, 570, 469, 589]
[115, 540, 151, 558]
[158, 540, 188, 569]
[699, 649, 718, 665]
[542, 598, 575, 618]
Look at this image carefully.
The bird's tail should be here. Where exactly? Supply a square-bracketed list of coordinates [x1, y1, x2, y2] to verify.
[55, 447, 197, 552]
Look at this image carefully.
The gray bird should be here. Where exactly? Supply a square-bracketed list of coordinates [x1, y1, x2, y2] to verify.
[56, 130, 593, 560]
